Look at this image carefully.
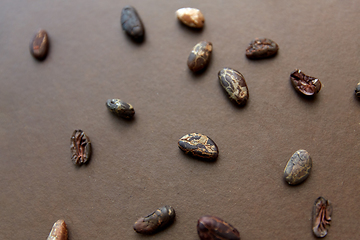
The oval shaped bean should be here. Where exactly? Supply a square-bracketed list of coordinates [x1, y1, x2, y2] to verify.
[218, 68, 249, 106]
[106, 99, 135, 118]
[283, 150, 312, 185]
[178, 133, 218, 161]
[187, 41, 212, 72]
[133, 205, 175, 234]
[121, 6, 145, 42]
[29, 29, 49, 60]
[197, 215, 240, 240]
[176, 8, 205, 28]
[245, 38, 279, 59]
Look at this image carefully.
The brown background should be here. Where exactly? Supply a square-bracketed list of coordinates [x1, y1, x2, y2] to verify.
[1, 0, 359, 239]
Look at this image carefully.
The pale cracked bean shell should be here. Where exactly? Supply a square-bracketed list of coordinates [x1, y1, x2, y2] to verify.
[176, 8, 205, 28]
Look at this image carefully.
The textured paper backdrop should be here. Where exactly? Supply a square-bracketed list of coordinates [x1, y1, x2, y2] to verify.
[1, 0, 359, 239]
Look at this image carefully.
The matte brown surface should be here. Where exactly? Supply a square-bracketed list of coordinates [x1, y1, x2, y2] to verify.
[0, 1, 359, 239]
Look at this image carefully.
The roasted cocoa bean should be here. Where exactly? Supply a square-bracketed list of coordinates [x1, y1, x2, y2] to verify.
[290, 69, 321, 96]
[133, 205, 175, 234]
[121, 6, 145, 42]
[106, 99, 135, 118]
[355, 82, 360, 98]
[197, 215, 240, 240]
[47, 220, 68, 240]
[187, 41, 212, 72]
[70, 130, 91, 165]
[29, 29, 49, 60]
[218, 68, 249, 105]
[176, 8, 205, 28]
[245, 38, 278, 59]
[283, 150, 312, 185]
[178, 133, 218, 161]
[312, 197, 332, 238]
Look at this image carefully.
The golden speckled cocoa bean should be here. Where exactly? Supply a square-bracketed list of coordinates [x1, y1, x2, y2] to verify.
[187, 41, 212, 72]
[218, 68, 249, 106]
[283, 150, 312, 185]
[29, 29, 49, 60]
[106, 99, 135, 118]
[133, 205, 175, 234]
[47, 220, 68, 240]
[176, 8, 204, 28]
[178, 133, 218, 161]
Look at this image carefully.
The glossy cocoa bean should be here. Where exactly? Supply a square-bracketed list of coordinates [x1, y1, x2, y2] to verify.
[187, 41, 212, 72]
[290, 69, 321, 96]
[29, 29, 49, 60]
[178, 133, 218, 161]
[218, 68, 249, 106]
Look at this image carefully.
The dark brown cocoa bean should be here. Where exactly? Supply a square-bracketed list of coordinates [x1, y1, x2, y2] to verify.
[290, 69, 321, 96]
[47, 219, 68, 240]
[178, 133, 218, 161]
[133, 205, 175, 234]
[187, 41, 212, 72]
[197, 215, 240, 240]
[70, 130, 91, 165]
[355, 82, 360, 98]
[245, 38, 278, 59]
[121, 6, 145, 42]
[218, 68, 249, 106]
[283, 150, 312, 185]
[312, 197, 332, 238]
[106, 99, 135, 118]
[29, 29, 49, 60]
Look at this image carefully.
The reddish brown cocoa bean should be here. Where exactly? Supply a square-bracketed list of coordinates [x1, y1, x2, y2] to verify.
[197, 215, 240, 240]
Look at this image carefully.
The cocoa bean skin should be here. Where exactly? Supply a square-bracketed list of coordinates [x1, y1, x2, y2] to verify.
[312, 197, 332, 238]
